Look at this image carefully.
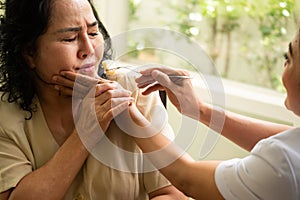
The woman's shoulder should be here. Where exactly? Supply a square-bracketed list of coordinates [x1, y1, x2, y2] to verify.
[0, 93, 28, 129]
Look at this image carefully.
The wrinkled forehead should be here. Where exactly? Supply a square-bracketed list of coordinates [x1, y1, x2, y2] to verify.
[50, 0, 94, 21]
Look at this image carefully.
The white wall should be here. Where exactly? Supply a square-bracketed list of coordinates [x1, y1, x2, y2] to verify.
[93, 0, 129, 37]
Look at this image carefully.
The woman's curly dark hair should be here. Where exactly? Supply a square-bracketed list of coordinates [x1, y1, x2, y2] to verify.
[0, 0, 112, 119]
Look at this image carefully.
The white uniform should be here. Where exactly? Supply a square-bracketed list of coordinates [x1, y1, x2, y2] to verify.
[215, 128, 300, 200]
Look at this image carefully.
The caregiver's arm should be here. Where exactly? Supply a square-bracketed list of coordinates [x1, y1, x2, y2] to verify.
[136, 67, 291, 151]
[128, 104, 224, 200]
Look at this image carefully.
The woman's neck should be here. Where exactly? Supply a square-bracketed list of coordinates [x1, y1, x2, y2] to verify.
[33, 75, 77, 145]
[35, 76, 74, 122]
[37, 84, 76, 146]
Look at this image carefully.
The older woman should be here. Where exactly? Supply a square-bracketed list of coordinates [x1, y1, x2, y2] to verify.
[0, 0, 187, 199]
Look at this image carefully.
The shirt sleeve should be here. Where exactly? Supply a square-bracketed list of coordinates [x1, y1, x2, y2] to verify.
[0, 98, 34, 193]
[215, 139, 298, 200]
[143, 171, 171, 194]
[0, 132, 32, 192]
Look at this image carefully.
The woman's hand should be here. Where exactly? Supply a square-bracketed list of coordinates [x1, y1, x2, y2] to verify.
[52, 71, 133, 146]
[135, 67, 203, 121]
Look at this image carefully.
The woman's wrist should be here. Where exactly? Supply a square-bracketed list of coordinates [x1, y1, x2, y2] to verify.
[128, 104, 150, 127]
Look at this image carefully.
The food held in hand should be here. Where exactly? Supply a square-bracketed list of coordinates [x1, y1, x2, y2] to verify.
[102, 60, 116, 76]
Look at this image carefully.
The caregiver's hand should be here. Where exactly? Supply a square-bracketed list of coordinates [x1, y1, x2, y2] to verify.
[135, 67, 203, 121]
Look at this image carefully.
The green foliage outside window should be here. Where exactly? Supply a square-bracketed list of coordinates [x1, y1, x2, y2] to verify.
[127, 0, 300, 92]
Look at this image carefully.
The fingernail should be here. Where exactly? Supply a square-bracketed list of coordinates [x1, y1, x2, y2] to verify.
[54, 85, 60, 90]
[52, 76, 58, 81]
[126, 91, 132, 97]
[128, 99, 133, 106]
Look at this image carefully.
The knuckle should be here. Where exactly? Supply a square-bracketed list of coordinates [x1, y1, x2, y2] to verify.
[105, 90, 114, 98]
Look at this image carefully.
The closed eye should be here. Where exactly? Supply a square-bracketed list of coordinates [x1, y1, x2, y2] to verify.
[284, 52, 290, 64]
[63, 37, 76, 42]
[89, 32, 99, 37]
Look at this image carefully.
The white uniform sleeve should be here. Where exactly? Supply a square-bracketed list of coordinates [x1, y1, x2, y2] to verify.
[215, 139, 298, 200]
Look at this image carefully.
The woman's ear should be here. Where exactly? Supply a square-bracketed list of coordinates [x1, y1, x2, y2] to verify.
[22, 47, 36, 69]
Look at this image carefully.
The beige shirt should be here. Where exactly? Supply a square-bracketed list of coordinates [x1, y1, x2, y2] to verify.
[0, 72, 172, 199]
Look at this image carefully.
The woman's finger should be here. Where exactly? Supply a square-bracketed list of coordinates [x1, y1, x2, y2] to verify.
[60, 71, 77, 81]
[94, 82, 120, 96]
[101, 99, 132, 121]
[54, 85, 73, 96]
[74, 82, 117, 100]
[95, 88, 132, 105]
[52, 75, 74, 89]
[60, 71, 99, 87]
[94, 97, 133, 131]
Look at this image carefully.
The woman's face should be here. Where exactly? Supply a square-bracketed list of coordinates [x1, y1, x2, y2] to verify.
[282, 30, 300, 116]
[27, 0, 104, 85]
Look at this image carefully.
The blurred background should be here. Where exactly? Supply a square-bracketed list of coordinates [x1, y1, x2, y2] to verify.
[95, 0, 300, 92]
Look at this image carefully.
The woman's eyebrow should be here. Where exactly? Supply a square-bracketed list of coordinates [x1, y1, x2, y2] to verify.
[88, 21, 98, 28]
[289, 42, 293, 57]
[55, 21, 99, 34]
[56, 26, 81, 33]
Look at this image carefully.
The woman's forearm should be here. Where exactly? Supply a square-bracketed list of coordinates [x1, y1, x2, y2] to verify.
[9, 131, 89, 200]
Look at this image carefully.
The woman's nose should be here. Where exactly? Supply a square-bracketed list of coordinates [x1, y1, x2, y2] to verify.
[78, 35, 94, 59]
